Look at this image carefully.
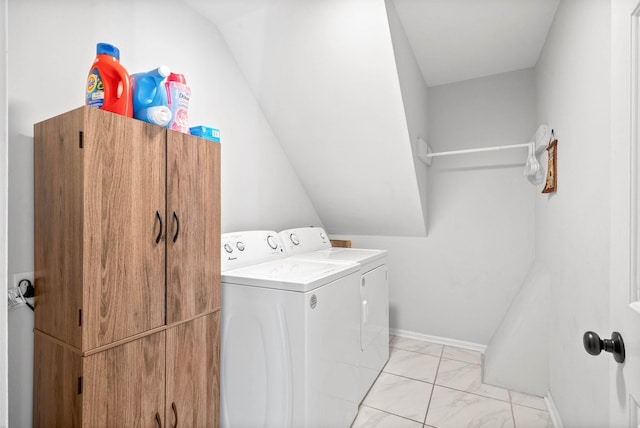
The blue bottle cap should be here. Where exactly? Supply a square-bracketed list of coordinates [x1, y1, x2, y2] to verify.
[97, 43, 120, 60]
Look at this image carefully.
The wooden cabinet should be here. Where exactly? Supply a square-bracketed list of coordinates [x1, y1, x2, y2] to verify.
[33, 107, 220, 427]
[33, 313, 219, 427]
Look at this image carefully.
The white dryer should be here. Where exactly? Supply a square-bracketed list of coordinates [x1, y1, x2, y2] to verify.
[220, 231, 361, 428]
[278, 227, 389, 404]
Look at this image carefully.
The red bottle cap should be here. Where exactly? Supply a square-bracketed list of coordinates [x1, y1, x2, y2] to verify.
[167, 73, 187, 84]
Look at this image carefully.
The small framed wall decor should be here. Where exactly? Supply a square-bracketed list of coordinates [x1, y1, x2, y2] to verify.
[542, 131, 557, 194]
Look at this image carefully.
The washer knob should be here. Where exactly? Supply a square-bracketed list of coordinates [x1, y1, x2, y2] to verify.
[223, 243, 233, 253]
[290, 233, 300, 245]
[267, 235, 278, 250]
[320, 232, 326, 240]
[236, 241, 245, 251]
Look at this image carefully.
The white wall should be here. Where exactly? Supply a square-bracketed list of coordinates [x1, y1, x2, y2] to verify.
[215, 0, 427, 237]
[0, 0, 7, 425]
[534, 0, 611, 425]
[6, 0, 321, 426]
[385, 0, 429, 231]
[335, 70, 537, 346]
[483, 262, 550, 396]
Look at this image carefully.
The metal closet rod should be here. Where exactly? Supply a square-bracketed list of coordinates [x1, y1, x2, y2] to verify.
[426, 142, 532, 158]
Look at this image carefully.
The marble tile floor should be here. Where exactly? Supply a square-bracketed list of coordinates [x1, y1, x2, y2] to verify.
[352, 335, 553, 428]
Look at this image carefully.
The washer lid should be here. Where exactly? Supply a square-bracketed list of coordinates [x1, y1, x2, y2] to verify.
[289, 248, 387, 265]
[222, 258, 359, 292]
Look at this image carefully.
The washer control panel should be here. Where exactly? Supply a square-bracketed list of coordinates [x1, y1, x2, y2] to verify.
[221, 231, 285, 271]
[279, 227, 331, 255]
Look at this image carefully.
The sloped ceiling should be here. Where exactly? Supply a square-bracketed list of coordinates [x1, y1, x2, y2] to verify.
[187, 0, 558, 88]
[189, 0, 427, 236]
[185, 0, 558, 236]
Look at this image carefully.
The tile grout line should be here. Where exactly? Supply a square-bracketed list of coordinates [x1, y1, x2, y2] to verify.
[389, 345, 444, 359]
[432, 383, 511, 404]
[389, 346, 540, 406]
[382, 338, 549, 427]
[510, 399, 550, 412]
[357, 403, 430, 426]
[509, 389, 518, 428]
[391, 342, 484, 366]
[434, 347, 511, 404]
[369, 351, 437, 426]
[380, 368, 515, 406]
[389, 349, 443, 360]
[380, 370, 435, 385]
[422, 377, 436, 426]
[422, 344, 445, 425]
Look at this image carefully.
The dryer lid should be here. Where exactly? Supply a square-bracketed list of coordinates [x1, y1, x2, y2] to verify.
[290, 248, 387, 265]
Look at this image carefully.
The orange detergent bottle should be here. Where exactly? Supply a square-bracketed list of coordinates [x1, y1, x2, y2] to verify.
[86, 43, 133, 117]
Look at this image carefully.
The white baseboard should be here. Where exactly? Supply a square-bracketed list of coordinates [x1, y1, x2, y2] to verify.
[545, 391, 563, 428]
[390, 328, 487, 353]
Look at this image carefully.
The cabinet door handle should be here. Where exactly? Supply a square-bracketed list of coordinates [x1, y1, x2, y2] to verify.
[172, 211, 180, 243]
[155, 411, 162, 428]
[155, 211, 163, 244]
[172, 402, 178, 427]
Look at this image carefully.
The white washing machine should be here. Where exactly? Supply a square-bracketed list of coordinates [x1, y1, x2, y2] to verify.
[279, 227, 389, 404]
[220, 231, 361, 428]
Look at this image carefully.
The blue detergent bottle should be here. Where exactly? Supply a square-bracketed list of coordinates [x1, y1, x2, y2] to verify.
[131, 65, 172, 126]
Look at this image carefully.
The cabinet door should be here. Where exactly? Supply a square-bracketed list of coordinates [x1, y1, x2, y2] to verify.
[83, 108, 166, 349]
[35, 108, 86, 349]
[166, 312, 220, 427]
[33, 334, 83, 427]
[83, 331, 166, 427]
[166, 131, 221, 323]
